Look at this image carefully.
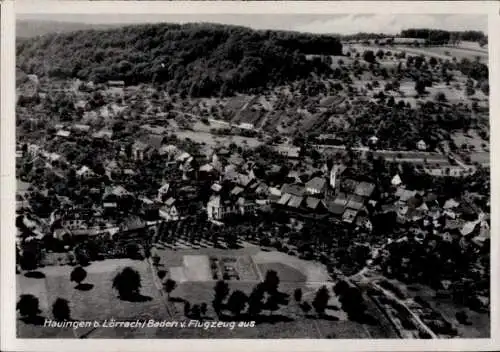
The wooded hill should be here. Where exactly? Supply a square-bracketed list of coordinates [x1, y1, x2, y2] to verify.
[16, 22, 342, 96]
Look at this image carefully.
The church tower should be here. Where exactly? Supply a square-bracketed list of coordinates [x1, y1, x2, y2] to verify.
[325, 164, 340, 200]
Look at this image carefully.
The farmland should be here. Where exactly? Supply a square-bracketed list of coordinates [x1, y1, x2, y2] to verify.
[17, 248, 398, 338]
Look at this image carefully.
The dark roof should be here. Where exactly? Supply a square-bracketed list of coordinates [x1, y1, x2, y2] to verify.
[340, 179, 359, 193]
[231, 186, 245, 196]
[325, 201, 345, 215]
[277, 193, 292, 205]
[306, 197, 321, 209]
[133, 140, 149, 151]
[288, 195, 304, 208]
[354, 181, 375, 198]
[407, 196, 424, 209]
[425, 193, 438, 203]
[281, 183, 306, 197]
[333, 194, 349, 207]
[145, 135, 164, 150]
[346, 194, 365, 210]
[305, 177, 326, 191]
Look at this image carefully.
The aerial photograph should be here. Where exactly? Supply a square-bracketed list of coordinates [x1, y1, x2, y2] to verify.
[15, 13, 490, 339]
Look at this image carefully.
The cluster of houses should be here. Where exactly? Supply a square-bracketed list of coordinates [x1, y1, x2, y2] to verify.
[380, 173, 489, 248]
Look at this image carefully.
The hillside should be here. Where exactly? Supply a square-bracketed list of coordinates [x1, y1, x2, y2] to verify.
[16, 22, 342, 96]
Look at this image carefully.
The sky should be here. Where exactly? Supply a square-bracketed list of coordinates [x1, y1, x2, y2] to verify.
[17, 14, 488, 35]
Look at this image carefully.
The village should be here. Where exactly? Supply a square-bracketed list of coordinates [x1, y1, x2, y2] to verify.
[14, 24, 490, 339]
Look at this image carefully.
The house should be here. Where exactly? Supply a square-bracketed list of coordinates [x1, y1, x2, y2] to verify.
[443, 199, 460, 210]
[56, 130, 71, 138]
[268, 187, 282, 202]
[76, 166, 94, 179]
[159, 145, 179, 158]
[207, 196, 238, 221]
[16, 180, 31, 211]
[102, 186, 131, 210]
[391, 174, 402, 186]
[354, 181, 375, 198]
[159, 198, 180, 222]
[27, 144, 41, 157]
[275, 145, 301, 159]
[211, 183, 223, 193]
[368, 136, 379, 145]
[72, 124, 91, 133]
[237, 197, 256, 216]
[105, 160, 120, 179]
[131, 141, 150, 161]
[157, 183, 170, 202]
[108, 80, 125, 88]
[305, 177, 327, 195]
[139, 196, 160, 220]
[342, 209, 358, 224]
[92, 129, 113, 139]
[396, 188, 418, 204]
[417, 140, 427, 151]
[305, 197, 326, 212]
[238, 122, 254, 130]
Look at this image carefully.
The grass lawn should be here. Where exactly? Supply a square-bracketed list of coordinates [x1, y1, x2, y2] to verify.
[257, 263, 306, 283]
[17, 259, 167, 338]
[451, 131, 489, 152]
[18, 250, 398, 338]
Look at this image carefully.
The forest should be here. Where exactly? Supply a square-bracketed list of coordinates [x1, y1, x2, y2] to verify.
[400, 28, 487, 45]
[16, 23, 342, 97]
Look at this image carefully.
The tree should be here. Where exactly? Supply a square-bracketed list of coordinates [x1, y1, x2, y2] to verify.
[300, 301, 312, 315]
[435, 92, 447, 102]
[312, 286, 330, 316]
[70, 267, 87, 287]
[293, 288, 303, 303]
[184, 301, 191, 317]
[157, 270, 167, 280]
[163, 278, 177, 300]
[363, 50, 376, 64]
[152, 254, 161, 266]
[415, 80, 427, 95]
[200, 302, 208, 316]
[248, 283, 266, 316]
[191, 304, 201, 319]
[263, 270, 280, 294]
[112, 267, 141, 299]
[212, 280, 230, 315]
[52, 298, 71, 321]
[213, 280, 230, 301]
[227, 290, 248, 317]
[265, 293, 280, 316]
[17, 294, 41, 320]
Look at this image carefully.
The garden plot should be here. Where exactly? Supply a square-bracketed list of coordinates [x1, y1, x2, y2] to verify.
[183, 255, 211, 281]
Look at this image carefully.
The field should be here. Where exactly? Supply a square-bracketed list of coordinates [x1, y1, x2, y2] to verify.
[451, 131, 489, 152]
[17, 259, 167, 338]
[346, 43, 488, 64]
[18, 247, 398, 338]
[174, 130, 262, 150]
[395, 45, 488, 63]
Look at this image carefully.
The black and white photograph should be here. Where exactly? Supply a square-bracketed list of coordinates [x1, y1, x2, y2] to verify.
[3, 0, 497, 348]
